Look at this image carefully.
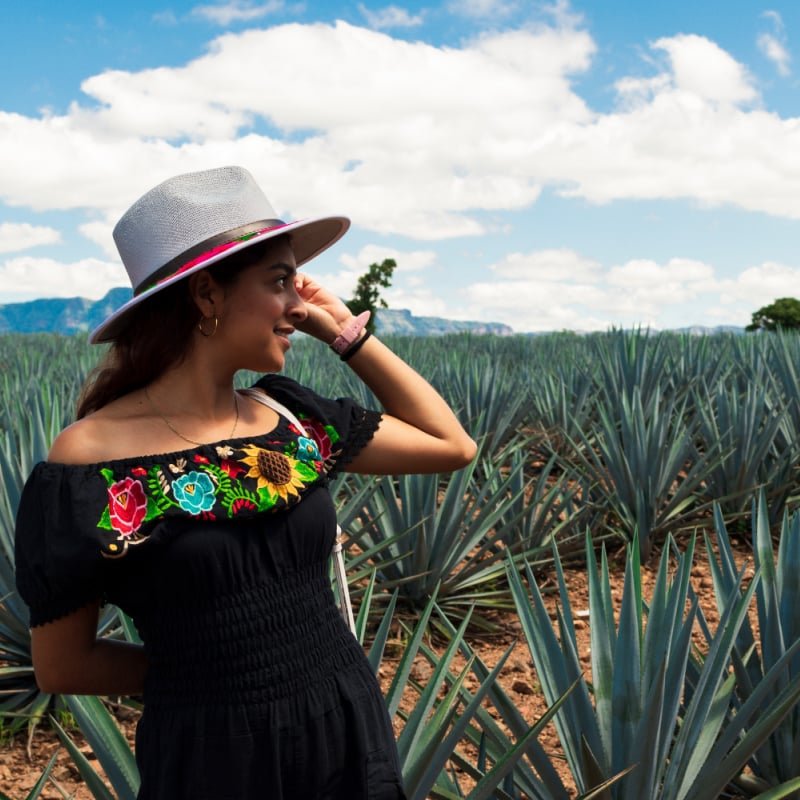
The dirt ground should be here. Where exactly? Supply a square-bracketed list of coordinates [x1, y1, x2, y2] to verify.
[0, 531, 756, 799]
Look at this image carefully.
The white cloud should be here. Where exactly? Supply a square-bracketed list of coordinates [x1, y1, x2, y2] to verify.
[1, 18, 800, 252]
[301, 267, 361, 301]
[489, 248, 602, 281]
[359, 4, 423, 29]
[758, 12, 791, 76]
[79, 220, 117, 259]
[0, 256, 127, 302]
[383, 286, 451, 318]
[464, 250, 719, 332]
[0, 223, 61, 254]
[0, 21, 592, 237]
[191, 0, 284, 25]
[758, 34, 791, 76]
[717, 261, 800, 306]
[652, 34, 757, 106]
[447, 0, 517, 19]
[339, 244, 436, 272]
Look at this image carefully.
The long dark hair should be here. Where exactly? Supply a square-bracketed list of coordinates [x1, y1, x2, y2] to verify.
[76, 237, 286, 419]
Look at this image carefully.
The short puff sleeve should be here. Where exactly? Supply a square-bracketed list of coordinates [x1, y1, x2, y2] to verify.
[14, 462, 107, 627]
[253, 374, 382, 478]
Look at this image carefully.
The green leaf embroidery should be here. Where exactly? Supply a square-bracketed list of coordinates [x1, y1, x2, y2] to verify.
[223, 489, 261, 515]
[97, 505, 112, 531]
[294, 461, 319, 482]
[203, 463, 231, 493]
[143, 495, 164, 524]
[324, 424, 339, 445]
[100, 467, 116, 488]
[257, 485, 278, 511]
[147, 466, 176, 512]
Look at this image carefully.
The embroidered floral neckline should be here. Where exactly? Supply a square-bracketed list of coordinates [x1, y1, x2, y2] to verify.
[96, 412, 341, 559]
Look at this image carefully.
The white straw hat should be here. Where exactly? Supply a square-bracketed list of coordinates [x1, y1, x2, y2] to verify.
[89, 166, 349, 343]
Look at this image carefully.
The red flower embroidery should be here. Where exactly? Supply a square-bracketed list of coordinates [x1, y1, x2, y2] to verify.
[200, 510, 216, 521]
[231, 497, 257, 514]
[193, 454, 210, 464]
[220, 458, 245, 478]
[131, 466, 147, 476]
[304, 419, 333, 460]
[108, 477, 147, 537]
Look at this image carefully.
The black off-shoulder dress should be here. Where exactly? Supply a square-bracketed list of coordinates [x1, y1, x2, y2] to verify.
[14, 375, 406, 800]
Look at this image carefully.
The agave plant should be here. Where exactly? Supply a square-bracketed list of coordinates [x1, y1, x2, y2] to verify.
[508, 532, 800, 800]
[431, 356, 528, 453]
[339, 435, 583, 627]
[566, 384, 726, 559]
[704, 493, 800, 795]
[0, 382, 120, 743]
[590, 328, 678, 413]
[0, 388, 71, 734]
[527, 365, 597, 458]
[693, 378, 796, 520]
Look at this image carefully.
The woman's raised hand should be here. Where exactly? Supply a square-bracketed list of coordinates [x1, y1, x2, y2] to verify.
[293, 273, 354, 343]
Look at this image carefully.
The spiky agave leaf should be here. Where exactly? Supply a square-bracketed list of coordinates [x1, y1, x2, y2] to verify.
[509, 529, 800, 800]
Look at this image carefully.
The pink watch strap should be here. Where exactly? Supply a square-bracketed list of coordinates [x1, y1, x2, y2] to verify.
[330, 311, 371, 355]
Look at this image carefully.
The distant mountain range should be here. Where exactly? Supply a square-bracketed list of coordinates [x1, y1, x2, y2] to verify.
[0, 288, 515, 337]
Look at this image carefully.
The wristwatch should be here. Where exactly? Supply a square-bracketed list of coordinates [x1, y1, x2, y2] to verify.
[330, 311, 371, 355]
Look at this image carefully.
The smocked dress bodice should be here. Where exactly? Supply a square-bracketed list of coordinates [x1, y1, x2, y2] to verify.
[14, 375, 406, 800]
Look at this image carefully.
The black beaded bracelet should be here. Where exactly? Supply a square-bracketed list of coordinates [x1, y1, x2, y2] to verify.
[340, 330, 372, 362]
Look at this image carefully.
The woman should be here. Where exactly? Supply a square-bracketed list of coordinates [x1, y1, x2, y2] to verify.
[14, 166, 476, 799]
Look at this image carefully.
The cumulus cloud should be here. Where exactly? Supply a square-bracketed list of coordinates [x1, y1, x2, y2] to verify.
[463, 249, 721, 332]
[717, 261, 800, 307]
[359, 4, 424, 29]
[0, 256, 127, 302]
[191, 0, 284, 25]
[652, 34, 757, 105]
[339, 244, 437, 272]
[0, 16, 799, 254]
[0, 21, 592, 237]
[0, 223, 61, 254]
[383, 286, 452, 318]
[489, 248, 602, 281]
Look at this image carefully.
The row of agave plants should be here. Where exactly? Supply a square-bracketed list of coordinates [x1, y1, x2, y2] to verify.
[2, 330, 800, 796]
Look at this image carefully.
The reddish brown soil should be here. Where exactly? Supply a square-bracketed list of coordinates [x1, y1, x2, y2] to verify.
[0, 532, 755, 799]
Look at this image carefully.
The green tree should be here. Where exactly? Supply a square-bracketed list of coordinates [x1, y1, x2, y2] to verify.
[345, 258, 396, 333]
[746, 297, 800, 331]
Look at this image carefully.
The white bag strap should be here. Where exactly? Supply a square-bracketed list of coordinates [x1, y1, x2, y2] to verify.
[239, 387, 357, 637]
[239, 387, 308, 435]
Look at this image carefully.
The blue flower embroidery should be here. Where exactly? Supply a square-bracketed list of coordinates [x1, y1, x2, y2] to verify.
[296, 436, 322, 463]
[172, 471, 216, 514]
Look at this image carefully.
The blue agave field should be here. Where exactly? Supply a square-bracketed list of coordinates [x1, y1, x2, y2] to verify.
[2, 329, 800, 799]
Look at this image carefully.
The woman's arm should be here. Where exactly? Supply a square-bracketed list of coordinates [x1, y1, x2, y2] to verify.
[31, 601, 147, 696]
[295, 275, 477, 474]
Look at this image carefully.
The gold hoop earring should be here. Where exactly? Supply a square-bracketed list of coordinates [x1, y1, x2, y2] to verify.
[198, 315, 219, 337]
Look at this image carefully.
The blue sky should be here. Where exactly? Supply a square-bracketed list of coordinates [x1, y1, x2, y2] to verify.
[1, 0, 798, 332]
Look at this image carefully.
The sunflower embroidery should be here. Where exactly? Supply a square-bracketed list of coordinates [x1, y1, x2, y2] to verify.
[238, 444, 316, 506]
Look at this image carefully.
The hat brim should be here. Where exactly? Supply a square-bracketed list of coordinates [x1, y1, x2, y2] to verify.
[89, 215, 349, 344]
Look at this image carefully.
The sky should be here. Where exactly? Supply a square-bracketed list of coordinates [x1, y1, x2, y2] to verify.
[1, 0, 799, 333]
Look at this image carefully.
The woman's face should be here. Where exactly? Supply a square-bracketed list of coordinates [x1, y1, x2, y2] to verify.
[213, 239, 307, 373]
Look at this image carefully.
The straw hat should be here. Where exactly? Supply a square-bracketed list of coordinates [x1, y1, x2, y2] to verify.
[89, 166, 349, 343]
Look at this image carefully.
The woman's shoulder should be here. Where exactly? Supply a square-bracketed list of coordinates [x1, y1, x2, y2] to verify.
[47, 417, 114, 466]
[47, 394, 151, 466]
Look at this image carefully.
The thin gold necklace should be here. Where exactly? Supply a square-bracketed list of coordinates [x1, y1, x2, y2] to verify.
[144, 387, 240, 446]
